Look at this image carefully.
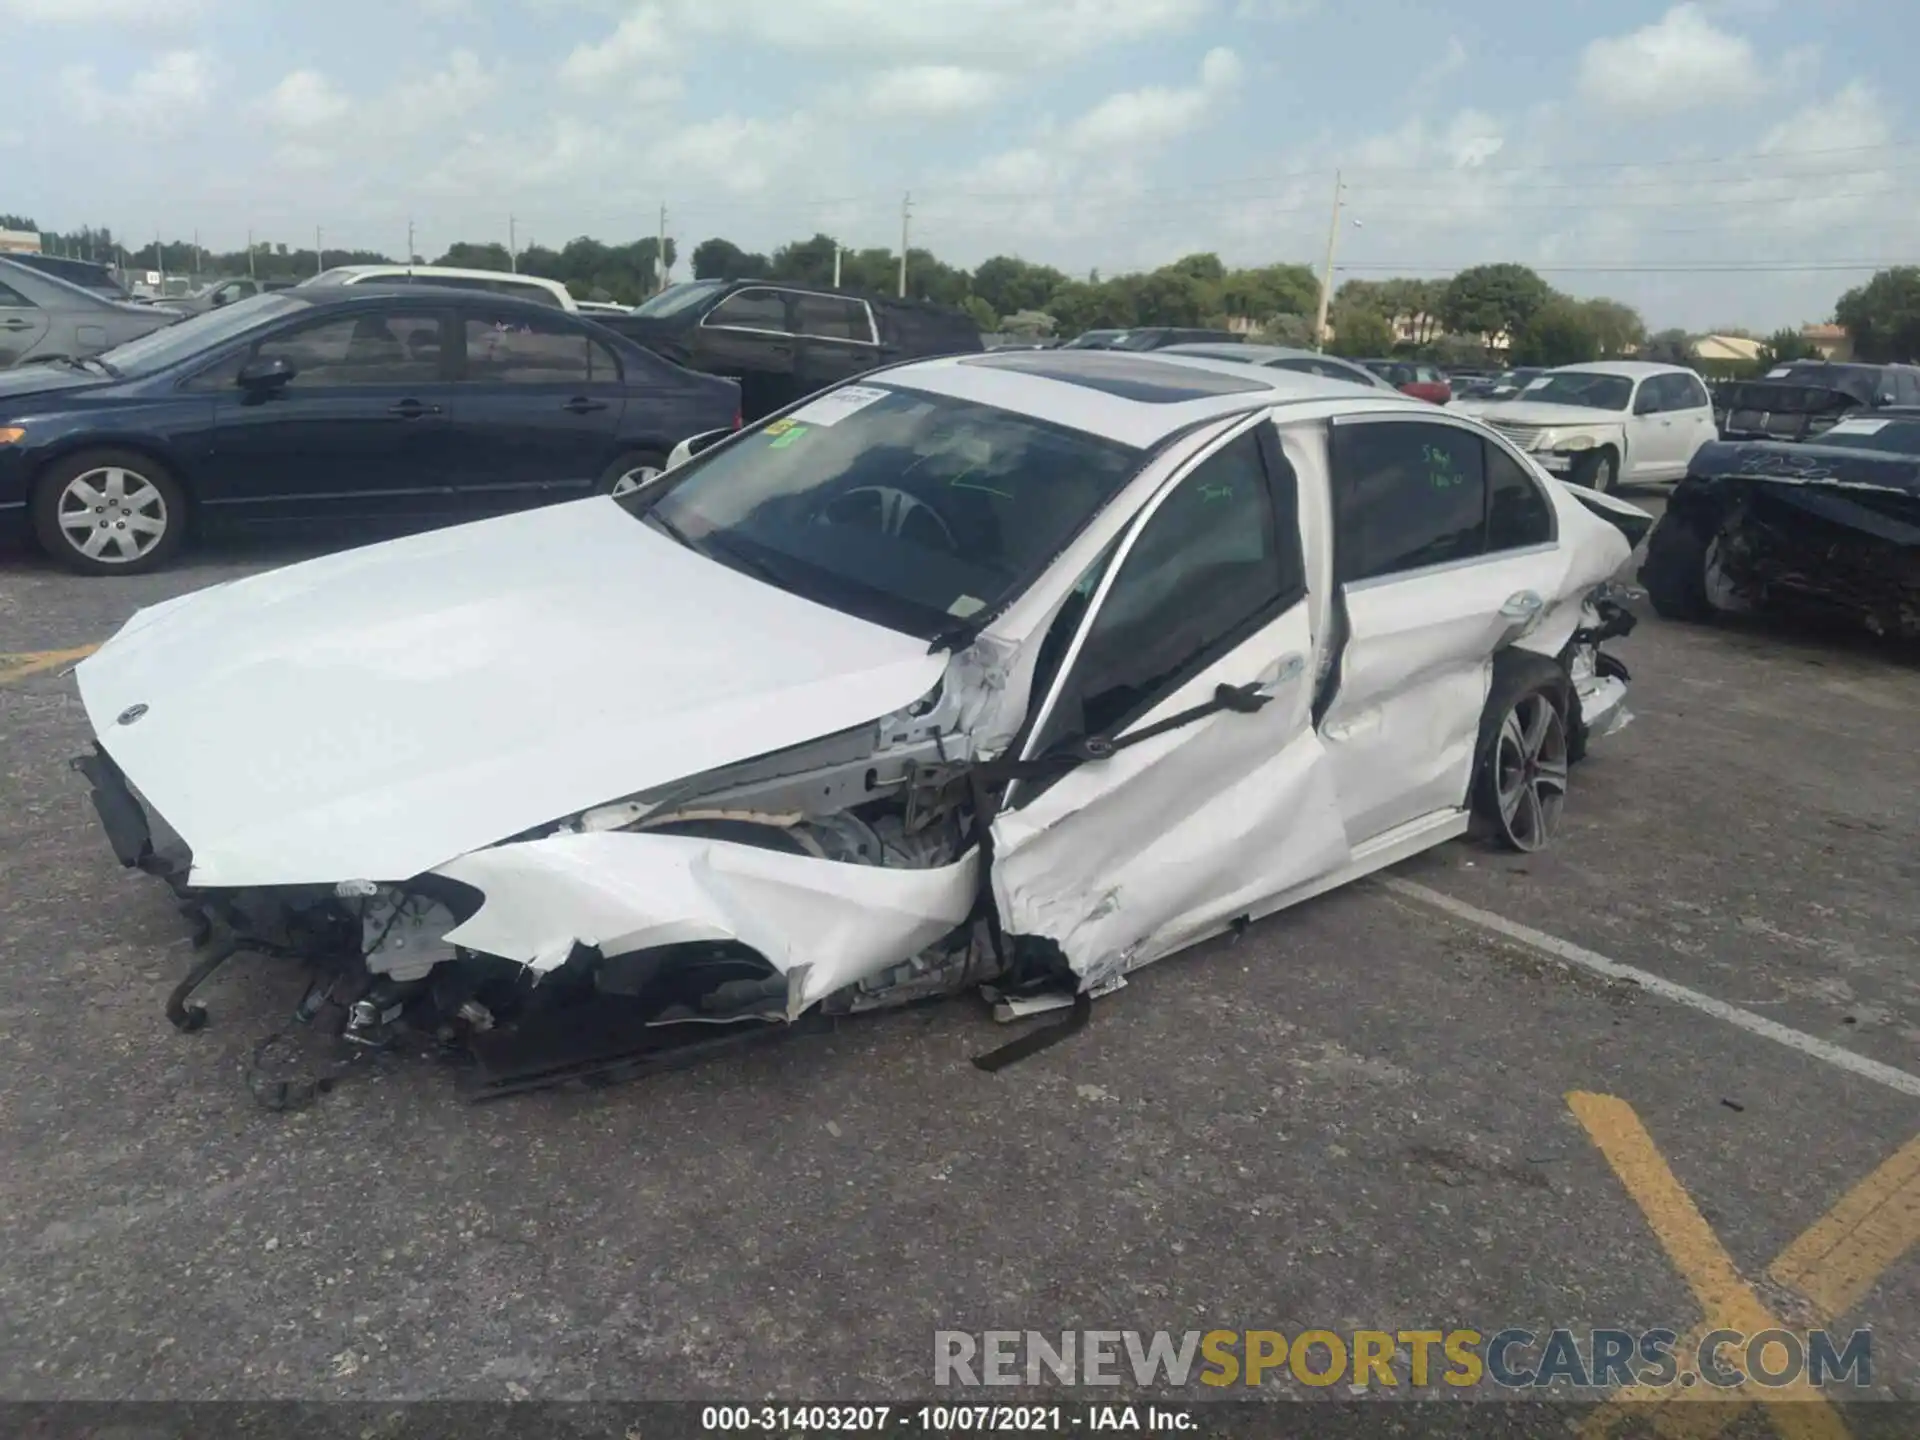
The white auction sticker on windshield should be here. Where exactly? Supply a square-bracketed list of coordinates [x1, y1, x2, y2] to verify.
[1827, 417, 1889, 434]
[788, 385, 891, 427]
[1767, 367, 1791, 378]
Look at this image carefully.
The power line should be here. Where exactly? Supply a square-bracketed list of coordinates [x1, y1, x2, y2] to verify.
[1336, 261, 1904, 274]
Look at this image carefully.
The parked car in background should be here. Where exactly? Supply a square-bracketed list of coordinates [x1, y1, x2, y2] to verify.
[69, 350, 1644, 1082]
[7, 254, 138, 302]
[597, 278, 982, 422]
[574, 299, 631, 316]
[1453, 367, 1545, 405]
[171, 277, 271, 314]
[1715, 360, 1920, 443]
[1059, 327, 1244, 351]
[1158, 343, 1396, 390]
[0, 283, 739, 574]
[1359, 359, 1452, 405]
[1469, 362, 1717, 492]
[298, 265, 580, 313]
[0, 257, 182, 369]
[1641, 409, 1920, 639]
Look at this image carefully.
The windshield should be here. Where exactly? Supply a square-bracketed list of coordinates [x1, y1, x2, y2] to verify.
[1813, 418, 1920, 455]
[1062, 330, 1128, 349]
[635, 384, 1143, 639]
[633, 279, 729, 319]
[96, 292, 308, 376]
[1519, 372, 1633, 411]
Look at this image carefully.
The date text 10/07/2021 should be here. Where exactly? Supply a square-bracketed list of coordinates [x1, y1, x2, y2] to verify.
[700, 1405, 1195, 1432]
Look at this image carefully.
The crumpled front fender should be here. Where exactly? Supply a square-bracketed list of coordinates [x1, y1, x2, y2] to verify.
[434, 832, 979, 1014]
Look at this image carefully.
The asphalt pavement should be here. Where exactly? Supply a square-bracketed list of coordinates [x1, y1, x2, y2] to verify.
[1, 501, 1917, 1420]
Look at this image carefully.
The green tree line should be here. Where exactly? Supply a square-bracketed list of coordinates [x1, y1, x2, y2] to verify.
[18, 217, 1915, 365]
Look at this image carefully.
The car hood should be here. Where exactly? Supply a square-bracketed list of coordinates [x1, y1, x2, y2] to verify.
[1471, 401, 1630, 428]
[0, 365, 117, 405]
[76, 498, 950, 890]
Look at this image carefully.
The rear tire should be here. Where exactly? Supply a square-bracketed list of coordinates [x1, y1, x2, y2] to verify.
[595, 449, 668, 498]
[1640, 513, 1717, 622]
[1472, 655, 1573, 853]
[31, 448, 187, 576]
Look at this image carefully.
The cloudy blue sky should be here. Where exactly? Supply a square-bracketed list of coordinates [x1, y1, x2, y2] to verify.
[7, 0, 1913, 330]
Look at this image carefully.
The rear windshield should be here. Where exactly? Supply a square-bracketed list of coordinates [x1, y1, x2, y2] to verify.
[1720, 381, 1859, 415]
[632, 383, 1143, 638]
[1738, 365, 1884, 407]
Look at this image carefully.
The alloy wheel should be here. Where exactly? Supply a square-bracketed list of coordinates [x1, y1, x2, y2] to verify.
[609, 465, 661, 498]
[56, 466, 170, 565]
[1492, 693, 1568, 852]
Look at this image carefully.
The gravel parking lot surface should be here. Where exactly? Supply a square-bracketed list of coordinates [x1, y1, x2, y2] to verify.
[2, 503, 1916, 1414]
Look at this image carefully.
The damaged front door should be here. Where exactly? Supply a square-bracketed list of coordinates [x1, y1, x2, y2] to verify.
[988, 417, 1350, 990]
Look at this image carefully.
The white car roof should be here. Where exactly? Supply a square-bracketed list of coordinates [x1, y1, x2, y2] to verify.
[873, 350, 1431, 448]
[328, 265, 571, 295]
[1547, 360, 1692, 379]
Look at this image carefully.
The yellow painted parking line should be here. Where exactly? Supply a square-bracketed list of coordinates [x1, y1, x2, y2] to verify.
[1568, 1093, 1852, 1440]
[1768, 1133, 1920, 1322]
[0, 644, 99, 687]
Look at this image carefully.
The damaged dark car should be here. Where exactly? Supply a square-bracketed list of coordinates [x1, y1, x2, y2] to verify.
[1641, 411, 1920, 639]
[1715, 360, 1920, 443]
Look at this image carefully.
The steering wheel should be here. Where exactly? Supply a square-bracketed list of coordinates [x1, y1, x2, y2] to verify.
[815, 485, 960, 554]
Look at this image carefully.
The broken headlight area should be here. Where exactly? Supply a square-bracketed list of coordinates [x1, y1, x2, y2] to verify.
[100, 750, 1059, 1102]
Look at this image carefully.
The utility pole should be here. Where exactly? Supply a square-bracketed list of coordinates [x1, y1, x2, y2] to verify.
[656, 203, 668, 292]
[407, 217, 416, 268]
[153, 226, 162, 280]
[509, 214, 517, 272]
[898, 191, 911, 299]
[832, 243, 842, 290]
[191, 228, 199, 279]
[1312, 170, 1344, 353]
[315, 226, 324, 276]
[246, 228, 255, 279]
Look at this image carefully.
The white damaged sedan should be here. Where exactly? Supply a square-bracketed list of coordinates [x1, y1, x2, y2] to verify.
[72, 350, 1649, 1094]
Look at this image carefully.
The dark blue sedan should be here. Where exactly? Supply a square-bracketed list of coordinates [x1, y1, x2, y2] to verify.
[0, 283, 741, 574]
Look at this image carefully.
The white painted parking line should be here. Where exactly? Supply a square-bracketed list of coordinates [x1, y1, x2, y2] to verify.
[1380, 877, 1920, 1101]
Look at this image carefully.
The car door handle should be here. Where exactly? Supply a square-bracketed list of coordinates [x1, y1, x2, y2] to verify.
[562, 396, 609, 415]
[1500, 590, 1545, 619]
[387, 400, 443, 418]
[0, 318, 32, 331]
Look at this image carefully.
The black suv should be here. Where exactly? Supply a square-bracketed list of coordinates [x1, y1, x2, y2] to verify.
[599, 279, 982, 421]
[1717, 359, 1920, 442]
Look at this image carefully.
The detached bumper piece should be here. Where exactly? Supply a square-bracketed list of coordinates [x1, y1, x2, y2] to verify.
[69, 747, 157, 873]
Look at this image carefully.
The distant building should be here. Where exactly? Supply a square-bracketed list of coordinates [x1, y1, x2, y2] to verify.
[1800, 323, 1853, 361]
[1693, 334, 1765, 365]
[0, 229, 40, 254]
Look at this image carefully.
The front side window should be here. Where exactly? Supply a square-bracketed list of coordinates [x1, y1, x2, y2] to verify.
[793, 293, 874, 343]
[113, 292, 310, 378]
[704, 287, 792, 333]
[243, 311, 445, 387]
[637, 385, 1141, 638]
[1520, 372, 1633, 411]
[463, 315, 614, 383]
[1332, 420, 1488, 582]
[1062, 431, 1297, 740]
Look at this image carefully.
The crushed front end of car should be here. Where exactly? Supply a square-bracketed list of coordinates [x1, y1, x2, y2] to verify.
[1641, 440, 1920, 638]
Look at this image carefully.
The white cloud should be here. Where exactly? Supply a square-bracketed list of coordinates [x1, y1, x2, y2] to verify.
[650, 0, 1205, 69]
[65, 51, 213, 127]
[560, 4, 675, 91]
[1066, 46, 1241, 152]
[1577, 3, 1765, 113]
[262, 70, 351, 132]
[2, 0, 207, 21]
[863, 66, 1006, 118]
[391, 49, 499, 128]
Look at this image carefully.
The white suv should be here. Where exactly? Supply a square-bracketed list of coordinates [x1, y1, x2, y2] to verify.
[299, 265, 579, 313]
[1470, 361, 1717, 492]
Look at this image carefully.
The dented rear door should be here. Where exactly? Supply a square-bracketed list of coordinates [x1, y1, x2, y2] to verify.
[988, 415, 1350, 989]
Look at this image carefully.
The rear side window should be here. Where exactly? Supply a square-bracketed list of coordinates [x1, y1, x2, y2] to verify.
[705, 288, 792, 333]
[1485, 442, 1554, 552]
[463, 315, 616, 383]
[0, 280, 35, 308]
[793, 293, 874, 343]
[1331, 421, 1488, 582]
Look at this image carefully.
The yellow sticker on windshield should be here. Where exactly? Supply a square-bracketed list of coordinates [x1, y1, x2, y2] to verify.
[768, 425, 809, 450]
[765, 418, 797, 436]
